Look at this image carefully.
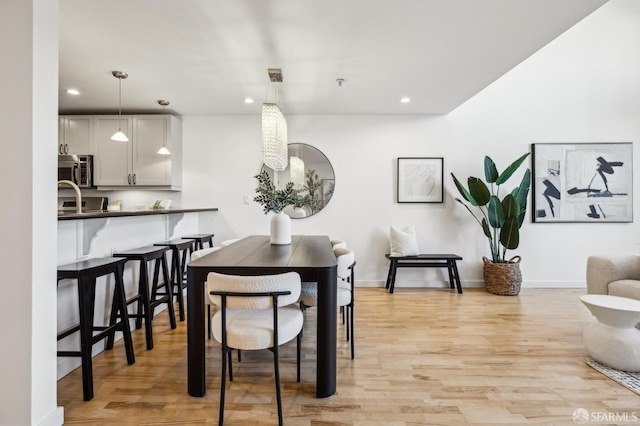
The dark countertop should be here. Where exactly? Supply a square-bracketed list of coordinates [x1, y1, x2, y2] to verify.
[57, 207, 218, 221]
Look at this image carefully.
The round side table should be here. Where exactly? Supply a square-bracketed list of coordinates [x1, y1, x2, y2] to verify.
[580, 294, 640, 372]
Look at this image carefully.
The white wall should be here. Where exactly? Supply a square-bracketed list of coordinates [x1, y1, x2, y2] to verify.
[0, 0, 63, 425]
[180, 0, 640, 289]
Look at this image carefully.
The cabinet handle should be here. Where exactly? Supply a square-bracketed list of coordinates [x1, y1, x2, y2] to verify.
[128, 174, 132, 185]
[64, 144, 68, 154]
[59, 144, 63, 155]
[133, 174, 137, 185]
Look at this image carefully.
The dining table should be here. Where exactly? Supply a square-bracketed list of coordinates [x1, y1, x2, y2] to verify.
[186, 235, 338, 398]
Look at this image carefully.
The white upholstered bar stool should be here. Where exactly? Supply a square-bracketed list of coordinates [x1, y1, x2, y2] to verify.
[207, 271, 303, 426]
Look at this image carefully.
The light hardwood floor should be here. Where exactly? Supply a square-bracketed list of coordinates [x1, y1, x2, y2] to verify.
[57, 288, 639, 425]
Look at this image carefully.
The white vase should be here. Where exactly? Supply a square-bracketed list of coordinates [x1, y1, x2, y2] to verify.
[270, 211, 291, 245]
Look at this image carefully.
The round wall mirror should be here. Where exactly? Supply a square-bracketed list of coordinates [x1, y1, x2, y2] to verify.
[261, 143, 335, 218]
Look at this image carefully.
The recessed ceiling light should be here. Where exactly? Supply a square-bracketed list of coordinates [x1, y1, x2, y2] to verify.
[66, 89, 80, 95]
[401, 97, 411, 103]
[244, 98, 254, 104]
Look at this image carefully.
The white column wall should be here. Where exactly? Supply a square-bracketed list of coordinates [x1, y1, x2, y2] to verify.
[181, 0, 640, 289]
[0, 0, 62, 425]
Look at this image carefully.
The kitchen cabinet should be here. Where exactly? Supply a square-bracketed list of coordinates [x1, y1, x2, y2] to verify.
[58, 115, 94, 155]
[94, 115, 182, 190]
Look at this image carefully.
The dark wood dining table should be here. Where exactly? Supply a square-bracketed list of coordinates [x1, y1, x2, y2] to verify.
[186, 235, 338, 398]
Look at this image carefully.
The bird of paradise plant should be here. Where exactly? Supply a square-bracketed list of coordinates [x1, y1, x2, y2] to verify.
[451, 153, 531, 263]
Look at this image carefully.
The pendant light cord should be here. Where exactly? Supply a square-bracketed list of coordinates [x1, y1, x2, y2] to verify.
[118, 77, 123, 130]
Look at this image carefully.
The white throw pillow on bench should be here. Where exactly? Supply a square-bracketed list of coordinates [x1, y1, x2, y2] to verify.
[389, 225, 419, 257]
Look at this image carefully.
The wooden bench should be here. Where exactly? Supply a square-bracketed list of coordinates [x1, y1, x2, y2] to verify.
[385, 253, 463, 294]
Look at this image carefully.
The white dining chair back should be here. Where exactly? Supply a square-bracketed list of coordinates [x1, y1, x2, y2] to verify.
[220, 238, 240, 247]
[335, 247, 355, 280]
[206, 271, 303, 426]
[191, 247, 221, 339]
[191, 246, 221, 261]
[331, 239, 347, 249]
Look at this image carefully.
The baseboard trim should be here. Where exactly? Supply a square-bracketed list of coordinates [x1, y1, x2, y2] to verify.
[354, 279, 587, 289]
[38, 406, 64, 426]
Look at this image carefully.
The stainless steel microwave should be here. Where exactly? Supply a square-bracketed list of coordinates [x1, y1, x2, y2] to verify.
[58, 154, 93, 188]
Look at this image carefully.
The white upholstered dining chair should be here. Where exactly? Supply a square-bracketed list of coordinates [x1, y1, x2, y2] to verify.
[299, 247, 356, 359]
[207, 271, 303, 426]
[220, 238, 240, 247]
[331, 239, 347, 249]
[191, 247, 222, 339]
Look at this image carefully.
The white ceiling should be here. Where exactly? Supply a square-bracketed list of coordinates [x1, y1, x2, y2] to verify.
[59, 0, 607, 117]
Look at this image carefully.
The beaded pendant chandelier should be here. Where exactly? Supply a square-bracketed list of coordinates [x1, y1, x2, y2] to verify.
[262, 69, 288, 171]
[289, 155, 304, 187]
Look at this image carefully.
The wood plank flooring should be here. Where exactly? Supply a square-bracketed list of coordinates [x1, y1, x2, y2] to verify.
[57, 288, 639, 425]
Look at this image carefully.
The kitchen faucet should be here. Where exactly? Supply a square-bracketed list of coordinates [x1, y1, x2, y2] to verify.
[58, 180, 83, 213]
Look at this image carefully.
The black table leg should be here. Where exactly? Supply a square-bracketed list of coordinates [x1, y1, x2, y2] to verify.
[187, 268, 206, 397]
[316, 267, 337, 398]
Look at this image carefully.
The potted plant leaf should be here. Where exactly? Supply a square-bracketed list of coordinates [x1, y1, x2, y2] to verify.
[451, 153, 531, 295]
[253, 170, 299, 245]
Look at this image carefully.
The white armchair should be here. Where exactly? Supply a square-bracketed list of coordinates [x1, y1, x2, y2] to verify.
[586, 255, 640, 301]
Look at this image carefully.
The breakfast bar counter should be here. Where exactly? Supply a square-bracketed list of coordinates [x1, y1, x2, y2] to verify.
[58, 207, 218, 220]
[57, 207, 219, 381]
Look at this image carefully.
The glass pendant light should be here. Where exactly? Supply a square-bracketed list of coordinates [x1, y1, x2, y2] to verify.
[290, 145, 304, 187]
[262, 69, 288, 171]
[157, 100, 171, 155]
[110, 71, 129, 141]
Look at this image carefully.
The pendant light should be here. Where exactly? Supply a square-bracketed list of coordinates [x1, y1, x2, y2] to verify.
[262, 68, 288, 171]
[110, 71, 129, 141]
[157, 100, 171, 155]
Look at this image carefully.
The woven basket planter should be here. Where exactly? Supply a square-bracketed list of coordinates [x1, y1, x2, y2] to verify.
[482, 256, 522, 296]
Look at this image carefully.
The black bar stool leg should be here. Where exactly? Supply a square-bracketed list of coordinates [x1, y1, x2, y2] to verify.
[105, 280, 120, 350]
[138, 260, 154, 350]
[134, 260, 144, 330]
[173, 248, 185, 321]
[151, 258, 161, 313]
[77, 276, 96, 401]
[115, 263, 136, 365]
[160, 254, 177, 329]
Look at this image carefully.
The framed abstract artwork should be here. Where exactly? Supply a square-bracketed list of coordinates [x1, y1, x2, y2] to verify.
[532, 143, 633, 223]
[397, 157, 444, 203]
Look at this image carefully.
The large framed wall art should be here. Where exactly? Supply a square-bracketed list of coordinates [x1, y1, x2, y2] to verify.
[397, 157, 444, 203]
[532, 143, 633, 223]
